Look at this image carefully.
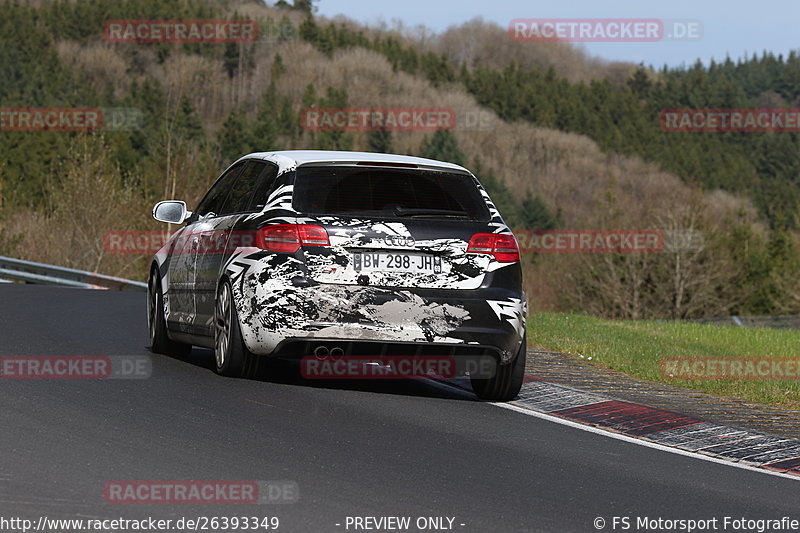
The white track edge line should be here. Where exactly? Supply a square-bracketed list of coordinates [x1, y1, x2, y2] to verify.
[492, 401, 800, 482]
[428, 377, 800, 482]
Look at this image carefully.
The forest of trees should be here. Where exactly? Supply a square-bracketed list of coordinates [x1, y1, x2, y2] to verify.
[0, 0, 799, 319]
[296, 14, 800, 228]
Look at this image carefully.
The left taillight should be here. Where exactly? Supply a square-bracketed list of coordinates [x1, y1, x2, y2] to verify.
[466, 233, 520, 263]
[256, 224, 330, 253]
[297, 224, 330, 246]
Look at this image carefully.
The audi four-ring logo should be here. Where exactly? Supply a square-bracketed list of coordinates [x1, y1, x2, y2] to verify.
[380, 236, 415, 247]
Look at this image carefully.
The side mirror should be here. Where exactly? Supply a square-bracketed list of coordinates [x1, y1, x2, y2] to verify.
[153, 200, 191, 224]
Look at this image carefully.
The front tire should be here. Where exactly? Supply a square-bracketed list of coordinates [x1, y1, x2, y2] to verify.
[214, 280, 258, 378]
[471, 335, 526, 402]
[148, 269, 192, 358]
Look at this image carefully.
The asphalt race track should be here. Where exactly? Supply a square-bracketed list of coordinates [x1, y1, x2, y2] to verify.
[0, 285, 798, 532]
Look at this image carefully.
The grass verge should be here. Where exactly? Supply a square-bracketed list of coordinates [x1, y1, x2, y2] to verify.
[527, 312, 800, 409]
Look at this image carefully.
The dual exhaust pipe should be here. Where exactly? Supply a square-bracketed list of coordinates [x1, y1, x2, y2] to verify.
[313, 345, 344, 360]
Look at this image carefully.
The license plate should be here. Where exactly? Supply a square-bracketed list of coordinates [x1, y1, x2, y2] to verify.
[353, 252, 442, 273]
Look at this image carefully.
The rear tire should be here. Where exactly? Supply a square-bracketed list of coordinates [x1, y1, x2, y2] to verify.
[214, 280, 259, 378]
[148, 269, 192, 358]
[471, 335, 526, 402]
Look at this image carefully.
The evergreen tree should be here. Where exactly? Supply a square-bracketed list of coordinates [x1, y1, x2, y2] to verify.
[420, 131, 465, 166]
[292, 0, 317, 15]
[301, 83, 317, 107]
[219, 108, 254, 162]
[223, 42, 240, 78]
[277, 17, 296, 42]
[312, 87, 352, 150]
[173, 96, 205, 144]
[253, 82, 280, 150]
[271, 53, 286, 78]
[367, 122, 393, 153]
[520, 194, 562, 230]
[627, 65, 652, 97]
[278, 96, 298, 138]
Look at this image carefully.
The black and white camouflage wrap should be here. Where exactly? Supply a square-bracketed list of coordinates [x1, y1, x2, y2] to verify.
[152, 151, 526, 361]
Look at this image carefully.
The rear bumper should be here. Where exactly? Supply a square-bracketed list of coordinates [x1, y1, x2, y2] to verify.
[232, 274, 525, 362]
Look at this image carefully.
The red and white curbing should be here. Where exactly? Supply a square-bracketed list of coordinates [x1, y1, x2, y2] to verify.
[510, 376, 800, 476]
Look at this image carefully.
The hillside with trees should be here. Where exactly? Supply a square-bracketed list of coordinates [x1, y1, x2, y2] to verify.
[0, 0, 798, 318]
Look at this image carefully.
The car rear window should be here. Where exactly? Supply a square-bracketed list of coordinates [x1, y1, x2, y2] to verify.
[292, 165, 490, 220]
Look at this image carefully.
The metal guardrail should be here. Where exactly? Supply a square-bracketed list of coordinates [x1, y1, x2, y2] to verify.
[0, 255, 147, 291]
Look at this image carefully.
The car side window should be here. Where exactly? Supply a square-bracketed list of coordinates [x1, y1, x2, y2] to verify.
[246, 163, 280, 212]
[218, 161, 267, 215]
[195, 162, 246, 218]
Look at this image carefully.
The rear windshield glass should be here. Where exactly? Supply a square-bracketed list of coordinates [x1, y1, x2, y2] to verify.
[292, 165, 490, 220]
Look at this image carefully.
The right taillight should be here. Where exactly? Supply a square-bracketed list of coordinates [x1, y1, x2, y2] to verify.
[256, 224, 330, 253]
[467, 233, 520, 263]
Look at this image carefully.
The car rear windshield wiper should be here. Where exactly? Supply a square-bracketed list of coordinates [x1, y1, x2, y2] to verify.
[392, 206, 470, 218]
